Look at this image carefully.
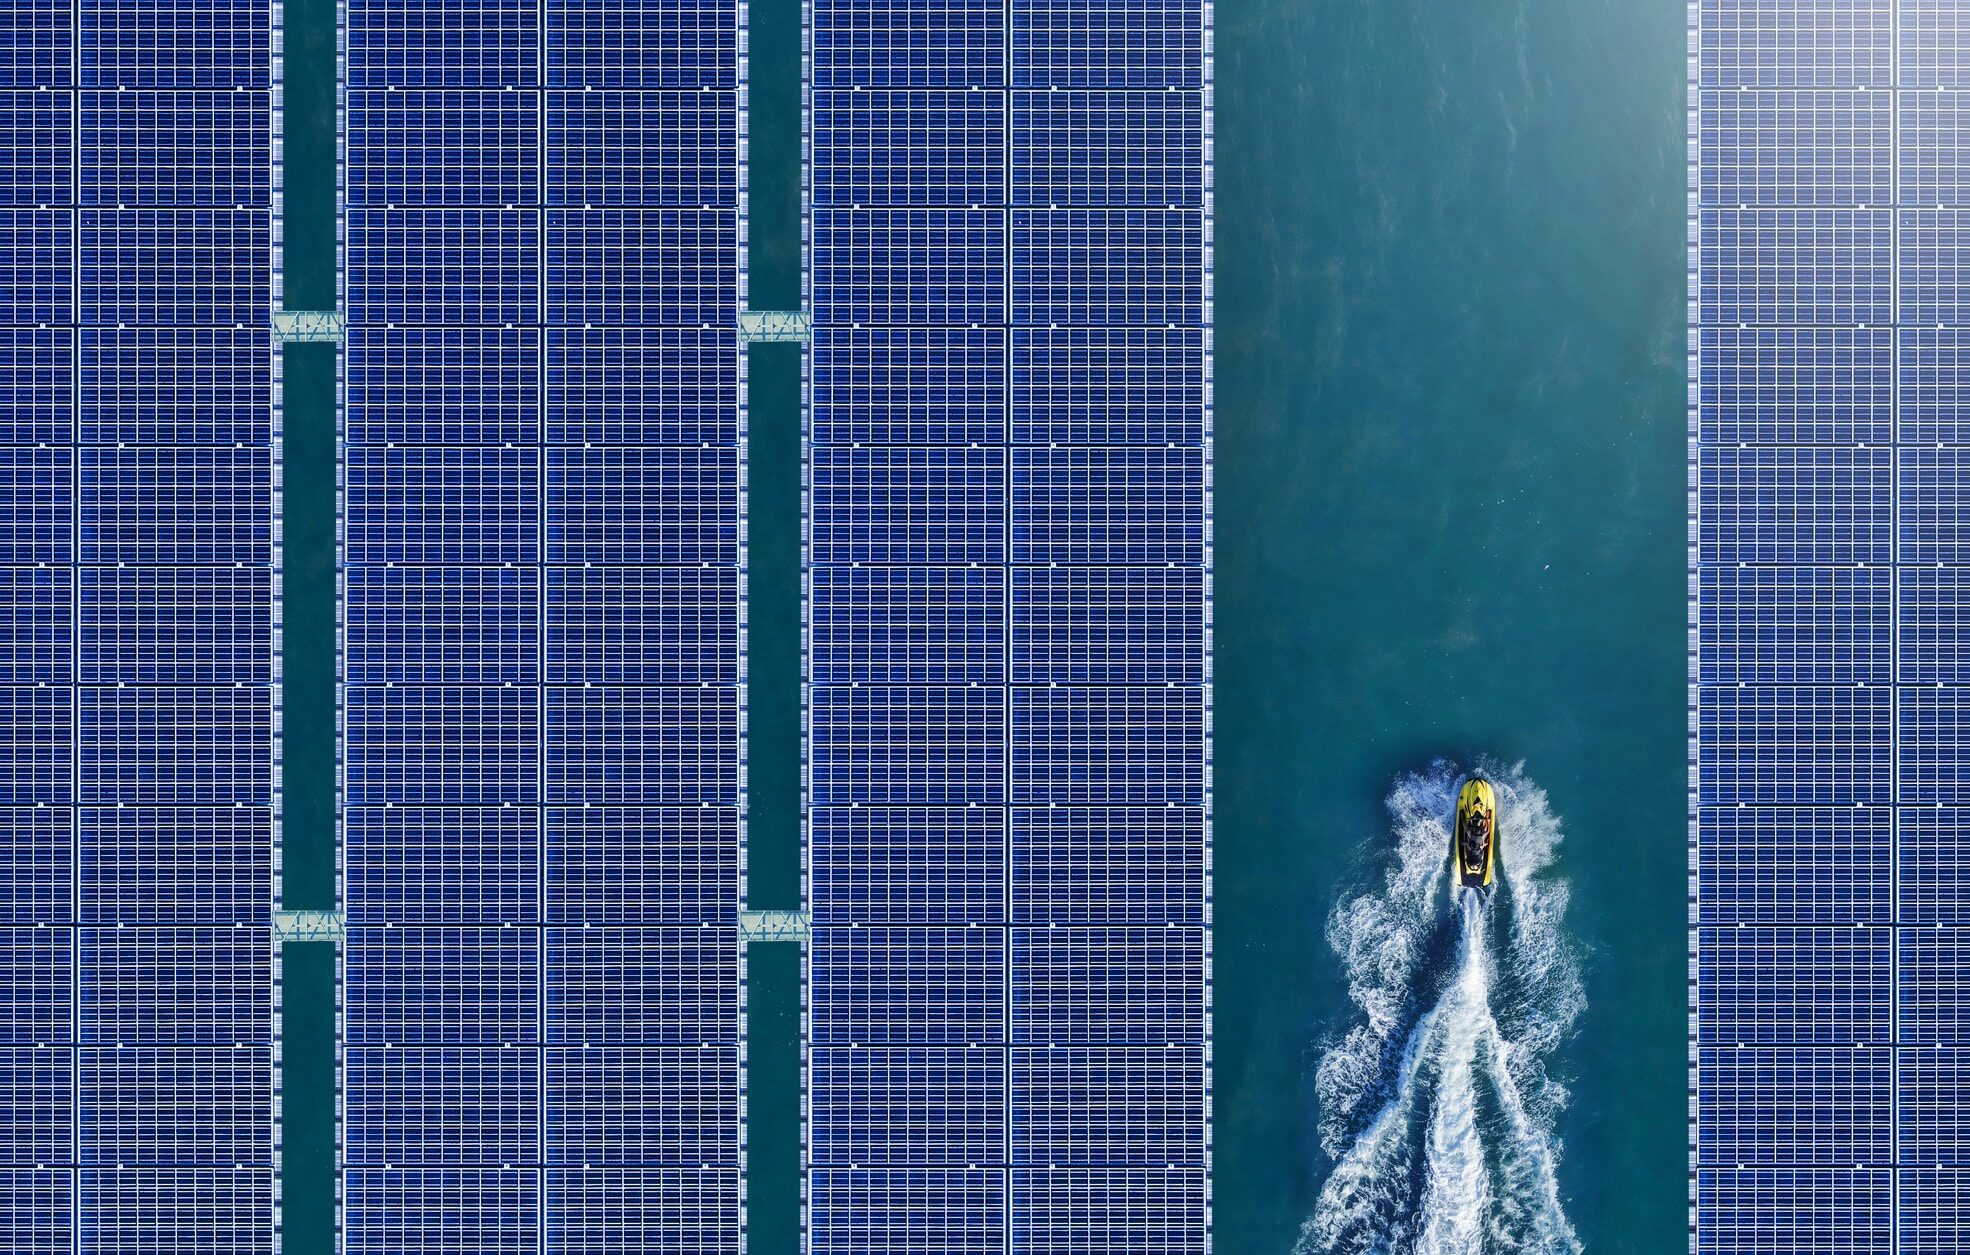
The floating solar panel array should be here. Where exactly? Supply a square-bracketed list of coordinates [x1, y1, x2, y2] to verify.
[341, 2, 745, 1251]
[805, 2, 1212, 1250]
[0, 0, 279, 1251]
[1692, 2, 1970, 1249]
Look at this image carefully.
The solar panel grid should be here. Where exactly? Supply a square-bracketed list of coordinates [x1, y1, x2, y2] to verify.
[1010, 567, 1208, 685]
[810, 1168, 1005, 1255]
[1695, 564, 1892, 685]
[342, 1, 746, 1249]
[1695, 1046, 1894, 1165]
[1694, 926, 1893, 1045]
[77, 328, 273, 447]
[1696, 326, 1894, 447]
[1696, 1168, 1893, 1254]
[807, 2, 1210, 1249]
[544, 90, 739, 208]
[1690, 1, 1970, 1247]
[0, 328, 74, 447]
[0, 6, 288, 1244]
[78, 90, 272, 208]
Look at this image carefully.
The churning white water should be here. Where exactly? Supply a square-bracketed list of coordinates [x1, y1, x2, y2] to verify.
[1300, 762, 1583, 1255]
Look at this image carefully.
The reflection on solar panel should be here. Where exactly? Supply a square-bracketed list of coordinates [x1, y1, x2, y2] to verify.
[1691, 3, 1970, 1248]
[806, 1, 1213, 1249]
[0, 0, 279, 1250]
[341, 1, 746, 1250]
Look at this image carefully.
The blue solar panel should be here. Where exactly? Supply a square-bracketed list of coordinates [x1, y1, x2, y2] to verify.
[0, 4, 70, 90]
[0, 810, 71, 926]
[345, 1047, 540, 1166]
[345, 929, 541, 1047]
[1907, 1, 1970, 87]
[77, 1047, 274, 1167]
[811, 208, 1007, 325]
[1695, 926, 1893, 1044]
[543, 209, 739, 326]
[545, 91, 739, 208]
[1695, 806, 1892, 927]
[542, 1048, 740, 1165]
[345, 686, 540, 806]
[810, 807, 1007, 926]
[541, 930, 739, 1044]
[1009, 0, 1207, 89]
[1694, 0, 1892, 90]
[0, 65, 278, 1196]
[75, 930, 272, 1045]
[544, 446, 739, 564]
[0, 91, 72, 205]
[543, 686, 739, 805]
[78, 91, 270, 207]
[812, 928, 1006, 1046]
[1904, 1169, 1970, 1253]
[1696, 326, 1893, 447]
[540, 806, 739, 926]
[345, 1169, 539, 1255]
[811, 328, 1006, 446]
[1696, 88, 1892, 207]
[341, 3, 748, 1247]
[0, 328, 73, 447]
[77, 209, 269, 326]
[0, 567, 72, 686]
[78, 1170, 274, 1255]
[77, 328, 273, 446]
[1011, 1169, 1207, 1255]
[812, 1169, 1005, 1255]
[544, 327, 739, 446]
[1697, 207, 1893, 325]
[812, 90, 1005, 208]
[0, 210, 72, 324]
[543, 0, 738, 90]
[1689, 2, 1970, 1244]
[75, 805, 271, 922]
[542, 1169, 740, 1254]
[78, 0, 271, 89]
[1695, 565, 1891, 685]
[347, 90, 540, 208]
[346, 0, 538, 89]
[0, 1169, 71, 1255]
[345, 807, 540, 926]
[1696, 1168, 1892, 1254]
[1697, 1046, 1893, 1165]
[0, 931, 70, 1044]
[810, 567, 1005, 685]
[811, 0, 1005, 90]
[806, 7, 1212, 1249]
[545, 567, 740, 684]
[1009, 1047, 1207, 1166]
[1010, 209, 1207, 326]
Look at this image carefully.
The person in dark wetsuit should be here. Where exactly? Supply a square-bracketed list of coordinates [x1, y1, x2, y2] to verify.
[1463, 805, 1491, 866]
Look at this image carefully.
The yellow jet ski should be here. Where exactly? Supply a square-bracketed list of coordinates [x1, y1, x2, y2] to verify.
[1453, 777, 1497, 890]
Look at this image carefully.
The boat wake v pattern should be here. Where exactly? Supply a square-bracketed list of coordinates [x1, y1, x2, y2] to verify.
[1301, 761, 1585, 1255]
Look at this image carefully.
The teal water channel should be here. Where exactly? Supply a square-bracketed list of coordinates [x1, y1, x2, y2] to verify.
[1211, 0, 1689, 1250]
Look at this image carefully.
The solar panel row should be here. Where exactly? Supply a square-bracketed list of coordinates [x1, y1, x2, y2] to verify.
[805, 2, 1211, 1250]
[1693, 2, 1970, 1249]
[0, 1, 279, 1252]
[341, 2, 745, 1251]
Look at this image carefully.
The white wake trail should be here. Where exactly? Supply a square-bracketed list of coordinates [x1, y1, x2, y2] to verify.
[1301, 762, 1583, 1255]
[1417, 895, 1492, 1255]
